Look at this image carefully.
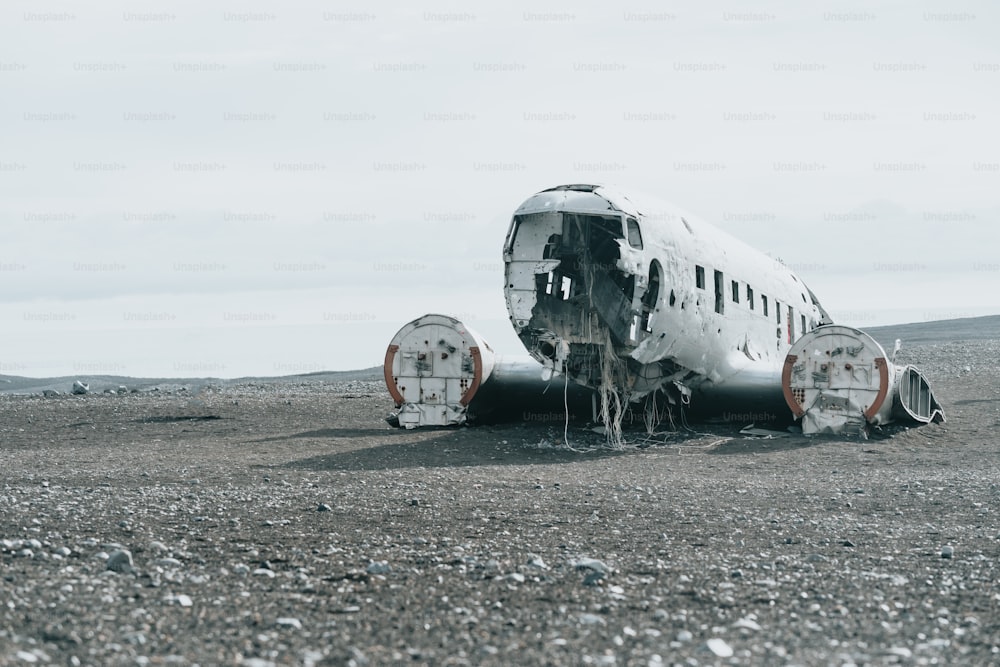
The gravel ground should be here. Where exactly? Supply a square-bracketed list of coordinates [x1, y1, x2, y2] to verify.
[1, 339, 999, 666]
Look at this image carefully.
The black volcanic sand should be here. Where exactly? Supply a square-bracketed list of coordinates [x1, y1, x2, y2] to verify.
[1, 337, 999, 665]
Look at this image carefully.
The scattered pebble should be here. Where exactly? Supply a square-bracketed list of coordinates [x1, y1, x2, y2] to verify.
[106, 549, 134, 573]
[704, 638, 733, 658]
[366, 561, 392, 575]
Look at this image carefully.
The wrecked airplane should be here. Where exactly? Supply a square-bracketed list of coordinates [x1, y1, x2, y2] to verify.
[503, 184, 944, 437]
[385, 184, 945, 437]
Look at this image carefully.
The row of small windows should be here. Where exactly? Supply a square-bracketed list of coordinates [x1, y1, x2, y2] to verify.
[694, 263, 815, 340]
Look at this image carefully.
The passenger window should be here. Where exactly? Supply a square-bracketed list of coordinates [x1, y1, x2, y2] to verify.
[695, 265, 705, 289]
[626, 218, 643, 250]
[714, 270, 724, 314]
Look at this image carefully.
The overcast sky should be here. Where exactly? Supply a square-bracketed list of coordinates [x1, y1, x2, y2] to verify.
[2, 0, 998, 378]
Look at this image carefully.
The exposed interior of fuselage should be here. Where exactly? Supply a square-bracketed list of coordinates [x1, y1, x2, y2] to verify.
[509, 211, 678, 395]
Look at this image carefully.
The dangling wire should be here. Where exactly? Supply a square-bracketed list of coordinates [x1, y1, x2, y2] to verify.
[598, 328, 629, 450]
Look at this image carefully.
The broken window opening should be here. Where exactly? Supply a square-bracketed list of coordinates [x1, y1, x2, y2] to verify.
[787, 305, 795, 343]
[762, 295, 768, 317]
[565, 213, 633, 301]
[695, 265, 705, 289]
[640, 260, 662, 333]
[560, 276, 573, 301]
[747, 285, 754, 310]
[731, 280, 739, 304]
[714, 270, 724, 315]
[626, 217, 643, 250]
[542, 233, 561, 260]
[800, 314, 807, 336]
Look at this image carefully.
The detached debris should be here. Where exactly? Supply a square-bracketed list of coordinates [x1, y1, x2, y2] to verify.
[71, 380, 90, 395]
[738, 424, 790, 438]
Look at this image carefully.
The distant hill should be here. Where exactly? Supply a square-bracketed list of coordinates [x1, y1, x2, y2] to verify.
[863, 315, 1000, 349]
[2, 314, 997, 396]
[0, 367, 383, 396]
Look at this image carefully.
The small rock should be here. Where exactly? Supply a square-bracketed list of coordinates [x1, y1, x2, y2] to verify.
[572, 557, 609, 575]
[155, 557, 182, 567]
[734, 616, 762, 631]
[704, 638, 733, 658]
[276, 617, 302, 630]
[941, 545, 954, 559]
[366, 560, 392, 575]
[107, 549, 134, 573]
[317, 503, 331, 512]
[527, 554, 548, 570]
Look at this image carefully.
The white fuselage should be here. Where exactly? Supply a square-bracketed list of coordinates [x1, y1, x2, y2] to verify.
[503, 184, 830, 412]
